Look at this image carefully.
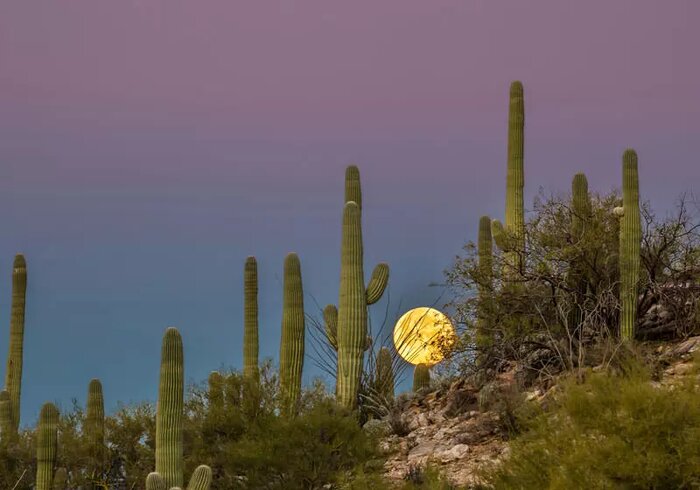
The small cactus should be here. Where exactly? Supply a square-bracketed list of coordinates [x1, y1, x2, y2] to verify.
[207, 371, 224, 412]
[412, 364, 431, 392]
[279, 253, 305, 417]
[243, 256, 259, 383]
[36, 402, 59, 490]
[477, 216, 493, 349]
[374, 347, 394, 400]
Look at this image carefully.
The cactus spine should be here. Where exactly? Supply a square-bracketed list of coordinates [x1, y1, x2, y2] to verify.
[336, 165, 389, 409]
[243, 256, 259, 383]
[412, 364, 430, 392]
[279, 253, 305, 416]
[569, 173, 591, 331]
[374, 347, 394, 400]
[619, 150, 641, 340]
[36, 402, 59, 490]
[4, 254, 27, 433]
[155, 328, 185, 488]
[477, 216, 493, 349]
[86, 379, 105, 476]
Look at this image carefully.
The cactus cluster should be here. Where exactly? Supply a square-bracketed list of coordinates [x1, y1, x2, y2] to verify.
[279, 253, 305, 417]
[150, 327, 212, 490]
[619, 150, 641, 340]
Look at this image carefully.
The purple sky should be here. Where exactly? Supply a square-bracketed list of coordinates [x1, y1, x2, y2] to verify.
[1, 1, 698, 425]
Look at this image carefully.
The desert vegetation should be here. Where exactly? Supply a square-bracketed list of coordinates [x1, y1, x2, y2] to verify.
[1, 81, 699, 489]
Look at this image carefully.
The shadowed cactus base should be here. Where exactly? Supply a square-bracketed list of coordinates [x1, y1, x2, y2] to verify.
[279, 253, 305, 416]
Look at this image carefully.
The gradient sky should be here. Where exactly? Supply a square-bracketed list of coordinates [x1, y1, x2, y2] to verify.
[1, 1, 698, 426]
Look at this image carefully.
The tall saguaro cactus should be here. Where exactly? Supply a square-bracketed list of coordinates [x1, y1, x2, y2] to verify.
[150, 328, 212, 490]
[412, 364, 431, 392]
[36, 402, 59, 490]
[243, 256, 259, 383]
[156, 328, 185, 488]
[506, 81, 525, 258]
[279, 253, 305, 416]
[477, 216, 493, 349]
[4, 254, 27, 433]
[336, 165, 389, 409]
[619, 150, 641, 340]
[569, 173, 591, 331]
[85, 379, 105, 475]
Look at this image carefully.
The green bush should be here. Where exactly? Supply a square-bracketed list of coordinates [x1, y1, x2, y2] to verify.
[481, 358, 700, 489]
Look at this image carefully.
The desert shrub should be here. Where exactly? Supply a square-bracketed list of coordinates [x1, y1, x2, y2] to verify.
[481, 357, 700, 489]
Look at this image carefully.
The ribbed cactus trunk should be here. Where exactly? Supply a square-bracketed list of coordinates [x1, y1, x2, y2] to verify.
[336, 166, 389, 410]
[505, 81, 525, 275]
[243, 256, 259, 383]
[477, 216, 493, 349]
[620, 150, 641, 341]
[279, 253, 305, 417]
[36, 402, 59, 490]
[412, 364, 430, 392]
[86, 379, 105, 477]
[375, 347, 394, 400]
[569, 173, 591, 332]
[0, 390, 11, 442]
[155, 327, 184, 488]
[4, 254, 27, 433]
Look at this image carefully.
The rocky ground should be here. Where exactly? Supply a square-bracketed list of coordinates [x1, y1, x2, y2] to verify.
[378, 336, 700, 488]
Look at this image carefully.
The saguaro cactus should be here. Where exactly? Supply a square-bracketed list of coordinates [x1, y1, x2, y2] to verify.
[156, 328, 185, 488]
[207, 371, 224, 412]
[569, 173, 591, 331]
[4, 254, 27, 433]
[36, 402, 59, 490]
[619, 150, 641, 340]
[279, 253, 305, 416]
[150, 328, 211, 490]
[374, 347, 394, 400]
[85, 379, 105, 475]
[412, 364, 430, 392]
[477, 216, 493, 349]
[243, 256, 259, 383]
[505, 81, 525, 262]
[336, 165, 389, 409]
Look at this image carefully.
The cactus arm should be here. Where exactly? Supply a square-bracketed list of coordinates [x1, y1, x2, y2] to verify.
[36, 403, 59, 490]
[366, 263, 389, 305]
[186, 465, 213, 490]
[243, 256, 259, 383]
[323, 304, 338, 351]
[146, 473, 167, 490]
[279, 253, 305, 416]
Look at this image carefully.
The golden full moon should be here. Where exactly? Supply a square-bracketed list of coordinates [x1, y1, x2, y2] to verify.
[393, 307, 456, 366]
